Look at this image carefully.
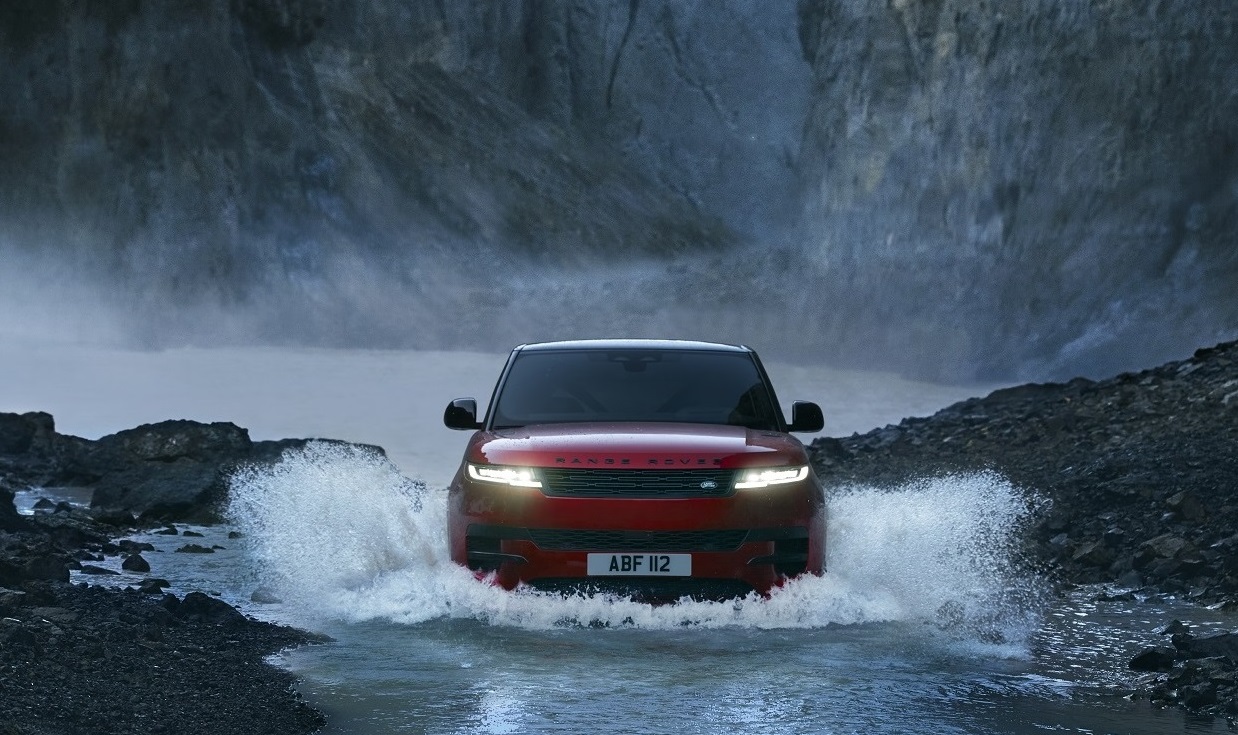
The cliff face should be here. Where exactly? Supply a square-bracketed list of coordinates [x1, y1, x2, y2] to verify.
[1, 1, 1234, 379]
[0, 0, 741, 346]
[437, 1, 811, 238]
[794, 1, 1238, 379]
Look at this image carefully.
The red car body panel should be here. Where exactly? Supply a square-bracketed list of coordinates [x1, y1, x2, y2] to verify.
[445, 341, 826, 598]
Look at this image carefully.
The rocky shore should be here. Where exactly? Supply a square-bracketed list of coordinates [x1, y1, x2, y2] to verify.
[0, 418, 330, 734]
[809, 339, 1238, 720]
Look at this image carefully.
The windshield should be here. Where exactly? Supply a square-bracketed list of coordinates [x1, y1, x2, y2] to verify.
[490, 349, 781, 430]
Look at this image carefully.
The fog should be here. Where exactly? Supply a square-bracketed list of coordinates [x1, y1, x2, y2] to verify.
[1, 2, 1235, 385]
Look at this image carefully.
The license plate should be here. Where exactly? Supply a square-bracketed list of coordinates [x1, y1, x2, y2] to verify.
[587, 553, 691, 576]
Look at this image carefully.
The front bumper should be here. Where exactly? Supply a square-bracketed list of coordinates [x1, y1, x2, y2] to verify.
[447, 474, 826, 596]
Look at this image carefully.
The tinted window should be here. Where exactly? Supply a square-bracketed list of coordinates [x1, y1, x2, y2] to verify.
[491, 349, 780, 430]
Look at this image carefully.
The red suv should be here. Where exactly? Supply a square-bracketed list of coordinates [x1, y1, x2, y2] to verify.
[444, 339, 826, 600]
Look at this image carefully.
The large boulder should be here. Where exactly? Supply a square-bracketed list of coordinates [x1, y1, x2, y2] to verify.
[0, 411, 54, 455]
[85, 421, 255, 522]
[1173, 631, 1238, 661]
[2, 412, 374, 523]
[0, 488, 24, 532]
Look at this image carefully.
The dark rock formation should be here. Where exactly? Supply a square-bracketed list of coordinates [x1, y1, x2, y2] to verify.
[0, 488, 25, 532]
[84, 421, 254, 521]
[0, 411, 372, 522]
[1133, 622, 1238, 718]
[121, 553, 150, 572]
[0, 0, 735, 352]
[794, 1, 1238, 379]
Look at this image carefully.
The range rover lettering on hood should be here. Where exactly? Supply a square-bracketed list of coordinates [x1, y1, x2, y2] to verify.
[554, 457, 725, 466]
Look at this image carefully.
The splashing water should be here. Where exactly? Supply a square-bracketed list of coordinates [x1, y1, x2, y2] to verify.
[227, 442, 1043, 640]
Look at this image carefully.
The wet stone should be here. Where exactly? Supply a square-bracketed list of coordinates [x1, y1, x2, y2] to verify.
[121, 555, 150, 573]
[137, 579, 170, 595]
[250, 588, 282, 604]
[1130, 647, 1178, 672]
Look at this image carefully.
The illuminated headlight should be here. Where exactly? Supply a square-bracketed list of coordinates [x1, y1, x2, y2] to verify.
[734, 465, 810, 489]
[467, 463, 543, 488]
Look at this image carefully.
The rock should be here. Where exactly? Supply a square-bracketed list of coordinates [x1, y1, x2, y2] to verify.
[1071, 541, 1115, 568]
[117, 540, 155, 554]
[86, 420, 253, 522]
[92, 510, 137, 527]
[93, 420, 251, 464]
[29, 606, 78, 625]
[1166, 491, 1205, 522]
[1173, 631, 1238, 660]
[122, 555, 151, 573]
[810, 437, 851, 467]
[174, 544, 214, 554]
[79, 565, 119, 575]
[0, 559, 25, 588]
[153, 526, 180, 535]
[1180, 682, 1219, 709]
[0, 412, 54, 455]
[177, 592, 247, 626]
[0, 488, 25, 532]
[250, 588, 282, 604]
[1130, 646, 1177, 672]
[32, 498, 56, 511]
[0, 587, 26, 612]
[181, 530, 204, 538]
[1140, 534, 1191, 560]
[137, 579, 170, 594]
[23, 554, 69, 583]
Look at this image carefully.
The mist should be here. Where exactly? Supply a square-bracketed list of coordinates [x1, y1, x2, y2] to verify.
[2, 1, 1235, 382]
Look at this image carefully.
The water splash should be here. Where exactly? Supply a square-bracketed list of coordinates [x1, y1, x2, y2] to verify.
[227, 442, 1043, 641]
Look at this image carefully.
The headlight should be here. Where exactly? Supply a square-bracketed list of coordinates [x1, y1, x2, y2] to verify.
[467, 463, 543, 488]
[734, 465, 810, 489]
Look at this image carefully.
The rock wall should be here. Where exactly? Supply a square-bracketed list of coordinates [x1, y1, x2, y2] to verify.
[794, 0, 1238, 379]
[435, 0, 811, 238]
[0, 0, 736, 347]
[1, 1, 1235, 379]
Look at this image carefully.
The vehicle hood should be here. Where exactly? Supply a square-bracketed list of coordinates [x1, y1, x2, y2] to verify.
[466, 422, 809, 469]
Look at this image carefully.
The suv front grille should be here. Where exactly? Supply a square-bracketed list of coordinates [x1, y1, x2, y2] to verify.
[540, 468, 735, 498]
[527, 528, 748, 552]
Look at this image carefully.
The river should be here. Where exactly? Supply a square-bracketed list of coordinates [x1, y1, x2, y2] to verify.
[3, 343, 1233, 734]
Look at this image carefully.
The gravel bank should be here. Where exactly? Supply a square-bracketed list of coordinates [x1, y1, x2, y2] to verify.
[809, 339, 1238, 719]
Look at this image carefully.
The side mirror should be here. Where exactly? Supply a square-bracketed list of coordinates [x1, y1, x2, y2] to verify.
[787, 401, 824, 433]
[443, 398, 482, 430]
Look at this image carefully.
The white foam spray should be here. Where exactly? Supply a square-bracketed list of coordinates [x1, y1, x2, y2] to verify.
[228, 442, 1043, 641]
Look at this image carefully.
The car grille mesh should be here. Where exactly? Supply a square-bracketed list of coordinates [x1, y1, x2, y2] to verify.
[527, 529, 748, 552]
[540, 468, 735, 498]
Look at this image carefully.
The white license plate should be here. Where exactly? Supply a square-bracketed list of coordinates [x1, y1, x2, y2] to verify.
[587, 553, 691, 576]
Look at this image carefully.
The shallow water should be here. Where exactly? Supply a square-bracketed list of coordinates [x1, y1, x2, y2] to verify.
[6, 345, 1236, 733]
